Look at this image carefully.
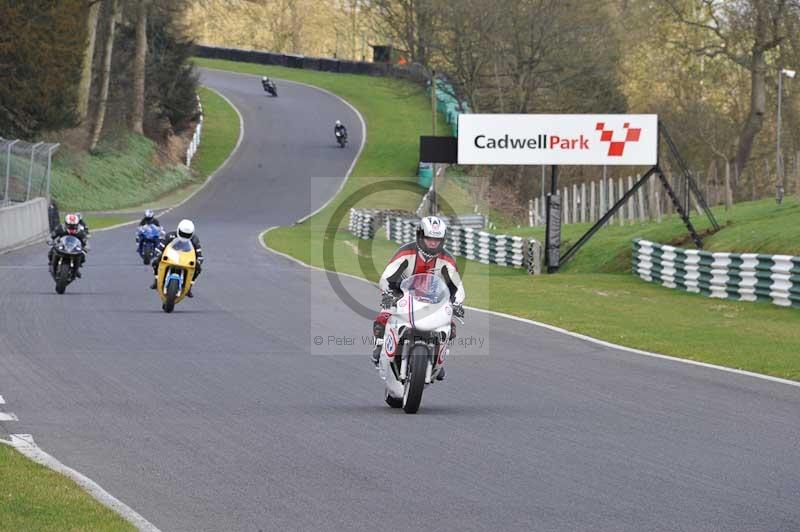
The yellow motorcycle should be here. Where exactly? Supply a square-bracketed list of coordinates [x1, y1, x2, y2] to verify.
[156, 238, 197, 313]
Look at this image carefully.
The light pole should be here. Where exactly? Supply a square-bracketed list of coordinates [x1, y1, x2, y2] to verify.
[776, 68, 795, 200]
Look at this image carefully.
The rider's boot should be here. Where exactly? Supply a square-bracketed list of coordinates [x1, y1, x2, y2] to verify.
[150, 277, 157, 290]
[186, 282, 195, 298]
[371, 339, 382, 366]
[371, 321, 385, 366]
[436, 367, 445, 381]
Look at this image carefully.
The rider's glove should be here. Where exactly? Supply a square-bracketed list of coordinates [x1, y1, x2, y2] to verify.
[452, 304, 465, 318]
[381, 290, 399, 309]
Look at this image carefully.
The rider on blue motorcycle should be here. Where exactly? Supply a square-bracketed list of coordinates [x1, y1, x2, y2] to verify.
[136, 209, 162, 255]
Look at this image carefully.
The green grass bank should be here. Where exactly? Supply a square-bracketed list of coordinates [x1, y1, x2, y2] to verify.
[0, 444, 134, 531]
[53, 86, 238, 215]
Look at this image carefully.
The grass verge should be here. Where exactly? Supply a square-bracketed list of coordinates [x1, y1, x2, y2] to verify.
[0, 444, 134, 531]
[54, 86, 237, 213]
[200, 58, 800, 381]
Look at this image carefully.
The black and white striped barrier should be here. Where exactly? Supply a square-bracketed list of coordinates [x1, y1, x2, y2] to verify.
[632, 238, 800, 308]
[386, 217, 541, 273]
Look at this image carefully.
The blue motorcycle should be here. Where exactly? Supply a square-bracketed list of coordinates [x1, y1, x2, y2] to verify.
[137, 224, 163, 265]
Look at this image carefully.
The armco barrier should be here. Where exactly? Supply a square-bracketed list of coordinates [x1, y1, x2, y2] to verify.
[0, 197, 49, 252]
[632, 238, 800, 308]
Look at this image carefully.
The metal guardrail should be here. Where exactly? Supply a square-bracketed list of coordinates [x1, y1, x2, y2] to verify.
[0, 137, 59, 206]
[632, 238, 800, 308]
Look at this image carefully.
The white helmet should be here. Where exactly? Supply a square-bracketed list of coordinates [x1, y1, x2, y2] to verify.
[416, 216, 446, 259]
[335, 120, 342, 126]
[177, 219, 195, 239]
[144, 209, 154, 219]
[262, 76, 267, 81]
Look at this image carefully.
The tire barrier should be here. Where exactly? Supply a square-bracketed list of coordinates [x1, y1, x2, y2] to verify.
[632, 238, 800, 308]
[348, 209, 414, 240]
[386, 216, 541, 273]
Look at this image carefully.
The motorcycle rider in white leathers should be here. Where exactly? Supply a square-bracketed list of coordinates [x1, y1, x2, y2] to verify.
[371, 216, 465, 379]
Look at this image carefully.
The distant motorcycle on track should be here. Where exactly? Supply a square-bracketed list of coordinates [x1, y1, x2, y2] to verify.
[137, 223, 164, 265]
[49, 235, 84, 294]
[261, 77, 277, 97]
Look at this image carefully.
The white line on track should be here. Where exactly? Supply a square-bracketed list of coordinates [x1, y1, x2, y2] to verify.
[0, 412, 19, 421]
[0, 394, 5, 404]
[5, 434, 162, 532]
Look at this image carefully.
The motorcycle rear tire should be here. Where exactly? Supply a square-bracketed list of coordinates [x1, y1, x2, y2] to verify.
[402, 344, 429, 414]
[163, 278, 179, 313]
[55, 261, 70, 294]
[142, 246, 152, 265]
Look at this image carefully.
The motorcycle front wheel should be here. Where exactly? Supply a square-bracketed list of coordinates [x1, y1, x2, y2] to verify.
[402, 344, 429, 414]
[55, 261, 70, 294]
[163, 278, 179, 313]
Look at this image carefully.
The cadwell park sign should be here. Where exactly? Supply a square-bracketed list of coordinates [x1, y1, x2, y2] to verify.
[457, 114, 658, 166]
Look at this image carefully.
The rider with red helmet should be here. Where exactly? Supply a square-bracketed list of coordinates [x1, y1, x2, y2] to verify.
[48, 213, 89, 276]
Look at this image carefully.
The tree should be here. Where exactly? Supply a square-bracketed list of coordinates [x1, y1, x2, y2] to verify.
[667, 0, 789, 179]
[131, 0, 150, 134]
[369, 0, 439, 64]
[78, 1, 103, 124]
[0, 0, 85, 138]
[89, 0, 120, 152]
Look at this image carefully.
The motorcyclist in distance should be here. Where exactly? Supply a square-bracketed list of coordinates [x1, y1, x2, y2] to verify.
[334, 120, 347, 142]
[48, 213, 89, 277]
[137, 209, 162, 255]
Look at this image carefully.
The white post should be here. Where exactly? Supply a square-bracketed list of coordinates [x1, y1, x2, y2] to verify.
[528, 198, 534, 227]
[618, 177, 625, 226]
[655, 189, 662, 222]
[637, 180, 646, 222]
[627, 176, 635, 223]
[580, 182, 586, 223]
[607, 178, 614, 226]
[590, 180, 596, 223]
[562, 186, 569, 224]
[572, 183, 578, 224]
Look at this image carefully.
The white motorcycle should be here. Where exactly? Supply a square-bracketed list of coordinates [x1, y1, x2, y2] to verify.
[377, 273, 460, 414]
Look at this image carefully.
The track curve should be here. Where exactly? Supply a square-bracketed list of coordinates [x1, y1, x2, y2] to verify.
[0, 68, 799, 532]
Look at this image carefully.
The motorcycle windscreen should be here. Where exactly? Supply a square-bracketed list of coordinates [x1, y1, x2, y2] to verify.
[400, 274, 451, 330]
[400, 273, 449, 304]
[140, 224, 161, 238]
[60, 235, 82, 253]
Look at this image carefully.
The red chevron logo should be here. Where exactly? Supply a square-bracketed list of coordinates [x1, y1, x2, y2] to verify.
[595, 122, 641, 156]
